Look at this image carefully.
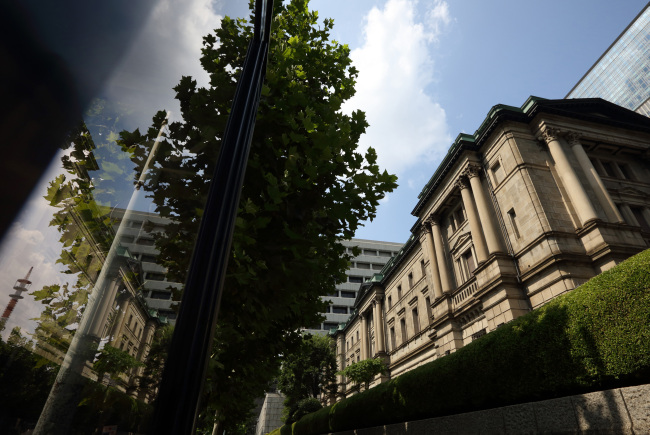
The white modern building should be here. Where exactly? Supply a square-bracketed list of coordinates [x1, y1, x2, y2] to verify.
[304, 239, 402, 335]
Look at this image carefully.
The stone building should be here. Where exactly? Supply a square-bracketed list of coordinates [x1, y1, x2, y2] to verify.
[331, 96, 650, 398]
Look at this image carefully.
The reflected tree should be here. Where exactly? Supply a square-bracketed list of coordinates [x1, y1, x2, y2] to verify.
[120, 0, 397, 431]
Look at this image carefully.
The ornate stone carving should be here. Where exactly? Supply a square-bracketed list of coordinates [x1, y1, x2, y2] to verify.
[565, 131, 582, 147]
[426, 214, 441, 227]
[419, 223, 431, 239]
[455, 176, 470, 191]
[540, 127, 561, 144]
[464, 164, 481, 179]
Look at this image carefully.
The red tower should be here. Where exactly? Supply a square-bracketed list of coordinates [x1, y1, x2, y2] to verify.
[0, 267, 33, 330]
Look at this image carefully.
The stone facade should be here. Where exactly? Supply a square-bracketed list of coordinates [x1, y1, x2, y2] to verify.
[331, 97, 650, 399]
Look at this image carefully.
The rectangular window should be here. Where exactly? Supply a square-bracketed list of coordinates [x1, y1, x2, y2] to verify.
[454, 207, 465, 227]
[471, 329, 487, 341]
[425, 296, 432, 321]
[121, 235, 135, 244]
[390, 327, 396, 350]
[349, 276, 363, 283]
[387, 296, 392, 309]
[631, 207, 650, 232]
[408, 273, 413, 288]
[412, 308, 420, 335]
[323, 322, 338, 330]
[160, 310, 178, 320]
[327, 291, 338, 297]
[397, 285, 402, 299]
[356, 331, 359, 341]
[146, 273, 166, 281]
[465, 250, 476, 275]
[140, 254, 158, 263]
[400, 318, 407, 343]
[448, 215, 456, 233]
[378, 250, 392, 257]
[601, 161, 616, 177]
[590, 158, 605, 177]
[356, 262, 371, 269]
[137, 238, 155, 246]
[362, 249, 377, 256]
[619, 163, 635, 180]
[508, 208, 520, 239]
[340, 291, 356, 298]
[420, 260, 426, 277]
[151, 291, 171, 300]
[491, 160, 505, 185]
[332, 306, 347, 314]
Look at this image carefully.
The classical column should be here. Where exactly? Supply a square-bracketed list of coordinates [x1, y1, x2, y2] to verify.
[89, 278, 121, 338]
[541, 128, 598, 226]
[360, 313, 369, 360]
[457, 176, 489, 263]
[110, 295, 132, 345]
[373, 297, 386, 354]
[421, 224, 443, 299]
[565, 133, 624, 223]
[465, 165, 506, 255]
[619, 203, 638, 226]
[429, 217, 454, 294]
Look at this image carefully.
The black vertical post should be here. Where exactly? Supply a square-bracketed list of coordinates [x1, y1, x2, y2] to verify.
[151, 1, 275, 433]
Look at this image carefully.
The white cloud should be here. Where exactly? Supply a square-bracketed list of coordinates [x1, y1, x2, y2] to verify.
[104, 0, 223, 129]
[343, 0, 452, 176]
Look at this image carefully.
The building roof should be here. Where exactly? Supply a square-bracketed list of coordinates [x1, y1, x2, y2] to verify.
[412, 96, 650, 216]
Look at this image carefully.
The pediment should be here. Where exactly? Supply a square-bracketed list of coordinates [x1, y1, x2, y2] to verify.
[449, 231, 472, 253]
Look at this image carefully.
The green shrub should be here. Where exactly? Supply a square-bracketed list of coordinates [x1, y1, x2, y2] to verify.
[277, 249, 650, 434]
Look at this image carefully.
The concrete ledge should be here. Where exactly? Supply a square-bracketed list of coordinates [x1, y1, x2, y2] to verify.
[324, 383, 650, 435]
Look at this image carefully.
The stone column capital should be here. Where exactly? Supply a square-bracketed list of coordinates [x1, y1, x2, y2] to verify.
[540, 127, 561, 144]
[426, 214, 441, 226]
[374, 294, 384, 303]
[464, 164, 482, 179]
[419, 224, 432, 243]
[455, 176, 470, 191]
[565, 131, 583, 147]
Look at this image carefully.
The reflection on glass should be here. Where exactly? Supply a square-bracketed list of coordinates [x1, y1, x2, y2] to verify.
[0, 106, 181, 433]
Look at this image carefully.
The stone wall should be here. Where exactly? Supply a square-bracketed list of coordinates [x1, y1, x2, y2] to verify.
[322, 384, 650, 435]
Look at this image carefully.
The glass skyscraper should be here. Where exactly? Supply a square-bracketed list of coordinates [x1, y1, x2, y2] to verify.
[566, 4, 650, 116]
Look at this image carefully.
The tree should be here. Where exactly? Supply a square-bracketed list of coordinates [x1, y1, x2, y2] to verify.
[119, 0, 397, 431]
[93, 345, 143, 386]
[277, 334, 337, 424]
[339, 358, 387, 392]
[136, 325, 174, 401]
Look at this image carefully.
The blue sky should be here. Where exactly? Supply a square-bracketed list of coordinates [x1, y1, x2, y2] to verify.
[1, 0, 647, 339]
[101, 0, 648, 244]
[299, 0, 649, 244]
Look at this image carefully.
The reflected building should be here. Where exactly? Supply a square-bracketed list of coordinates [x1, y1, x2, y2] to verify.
[566, 4, 650, 116]
[110, 209, 183, 323]
[330, 96, 650, 400]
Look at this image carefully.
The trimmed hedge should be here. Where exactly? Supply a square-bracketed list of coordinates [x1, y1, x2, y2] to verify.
[271, 249, 650, 435]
